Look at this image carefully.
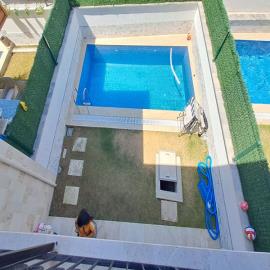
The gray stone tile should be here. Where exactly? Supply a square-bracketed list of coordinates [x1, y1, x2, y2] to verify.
[68, 159, 84, 176]
[161, 200, 178, 222]
[63, 186, 80, 205]
[72, 137, 87, 152]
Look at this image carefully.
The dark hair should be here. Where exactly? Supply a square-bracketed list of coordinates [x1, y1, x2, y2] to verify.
[77, 209, 93, 227]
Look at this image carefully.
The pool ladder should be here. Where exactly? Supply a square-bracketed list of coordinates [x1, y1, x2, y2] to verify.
[83, 87, 91, 106]
[170, 48, 181, 85]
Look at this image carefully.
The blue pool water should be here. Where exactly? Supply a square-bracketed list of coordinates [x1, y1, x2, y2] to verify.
[236, 40, 270, 104]
[76, 45, 194, 111]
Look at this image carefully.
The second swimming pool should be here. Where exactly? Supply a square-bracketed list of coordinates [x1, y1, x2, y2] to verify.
[76, 45, 194, 111]
[236, 40, 270, 104]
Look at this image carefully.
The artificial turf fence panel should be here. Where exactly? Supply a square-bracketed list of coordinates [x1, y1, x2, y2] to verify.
[69, 0, 198, 6]
[203, 0, 270, 251]
[5, 0, 71, 155]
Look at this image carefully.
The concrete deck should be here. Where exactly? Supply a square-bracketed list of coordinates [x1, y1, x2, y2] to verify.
[224, 0, 270, 13]
[47, 216, 220, 249]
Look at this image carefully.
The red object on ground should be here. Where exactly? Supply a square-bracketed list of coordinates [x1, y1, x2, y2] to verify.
[240, 201, 249, 211]
[244, 226, 256, 241]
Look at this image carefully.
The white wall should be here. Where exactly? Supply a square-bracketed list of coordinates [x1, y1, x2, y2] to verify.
[77, 3, 196, 38]
[34, 9, 82, 173]
[0, 140, 56, 232]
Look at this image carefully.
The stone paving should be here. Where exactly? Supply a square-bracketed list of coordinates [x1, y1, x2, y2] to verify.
[161, 200, 178, 222]
[63, 186, 80, 206]
[63, 138, 88, 206]
[67, 159, 84, 177]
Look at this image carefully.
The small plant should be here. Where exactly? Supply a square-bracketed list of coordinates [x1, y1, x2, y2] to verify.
[14, 9, 19, 16]
[35, 6, 44, 16]
[25, 8, 30, 16]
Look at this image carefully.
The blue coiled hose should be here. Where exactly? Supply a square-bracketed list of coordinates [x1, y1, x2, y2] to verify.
[197, 156, 220, 240]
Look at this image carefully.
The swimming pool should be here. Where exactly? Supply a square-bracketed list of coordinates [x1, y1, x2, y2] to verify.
[236, 40, 270, 104]
[76, 45, 194, 111]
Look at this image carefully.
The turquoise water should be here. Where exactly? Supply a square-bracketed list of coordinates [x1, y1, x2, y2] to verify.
[76, 45, 194, 111]
[236, 40, 270, 104]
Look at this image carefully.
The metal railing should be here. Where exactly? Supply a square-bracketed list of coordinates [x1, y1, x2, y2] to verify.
[0, 243, 194, 270]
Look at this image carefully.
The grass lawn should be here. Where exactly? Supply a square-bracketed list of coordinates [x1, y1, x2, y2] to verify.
[259, 125, 270, 166]
[4, 52, 35, 80]
[50, 127, 207, 228]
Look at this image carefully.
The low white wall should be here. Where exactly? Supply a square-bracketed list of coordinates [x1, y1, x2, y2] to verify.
[2, 8, 51, 45]
[0, 232, 269, 270]
[34, 9, 83, 173]
[0, 140, 56, 232]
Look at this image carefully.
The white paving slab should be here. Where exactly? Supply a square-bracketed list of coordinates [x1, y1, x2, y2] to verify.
[63, 186, 80, 205]
[161, 200, 178, 222]
[68, 160, 84, 176]
[72, 137, 87, 152]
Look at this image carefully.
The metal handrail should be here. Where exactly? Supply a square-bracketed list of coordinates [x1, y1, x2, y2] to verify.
[170, 48, 181, 85]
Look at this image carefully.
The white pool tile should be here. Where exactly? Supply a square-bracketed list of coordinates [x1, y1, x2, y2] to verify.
[63, 186, 80, 205]
[72, 137, 87, 152]
[161, 200, 178, 222]
[68, 159, 84, 176]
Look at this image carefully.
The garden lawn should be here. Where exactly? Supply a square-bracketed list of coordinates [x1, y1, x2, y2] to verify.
[4, 52, 35, 80]
[50, 127, 207, 228]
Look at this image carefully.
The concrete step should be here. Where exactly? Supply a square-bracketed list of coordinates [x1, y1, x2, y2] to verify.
[68, 114, 180, 132]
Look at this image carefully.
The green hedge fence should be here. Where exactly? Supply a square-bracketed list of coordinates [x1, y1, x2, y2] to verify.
[203, 0, 270, 251]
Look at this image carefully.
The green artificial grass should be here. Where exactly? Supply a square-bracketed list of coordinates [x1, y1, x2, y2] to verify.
[203, 0, 270, 251]
[70, 0, 198, 6]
